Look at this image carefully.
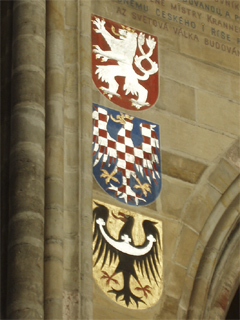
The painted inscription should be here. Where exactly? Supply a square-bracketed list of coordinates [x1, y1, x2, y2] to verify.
[116, 0, 240, 56]
[92, 200, 163, 309]
[92, 15, 159, 110]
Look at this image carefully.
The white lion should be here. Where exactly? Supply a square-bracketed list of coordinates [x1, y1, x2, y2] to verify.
[92, 17, 158, 109]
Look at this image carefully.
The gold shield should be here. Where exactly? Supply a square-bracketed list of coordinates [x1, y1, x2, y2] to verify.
[92, 200, 163, 309]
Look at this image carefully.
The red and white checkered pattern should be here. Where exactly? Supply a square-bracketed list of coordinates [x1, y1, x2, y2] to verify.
[92, 106, 160, 204]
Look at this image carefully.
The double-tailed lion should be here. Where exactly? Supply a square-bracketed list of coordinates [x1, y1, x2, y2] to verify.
[92, 17, 158, 109]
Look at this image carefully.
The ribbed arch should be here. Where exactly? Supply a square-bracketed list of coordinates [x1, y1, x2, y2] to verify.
[204, 221, 240, 319]
[186, 185, 239, 319]
[177, 149, 240, 319]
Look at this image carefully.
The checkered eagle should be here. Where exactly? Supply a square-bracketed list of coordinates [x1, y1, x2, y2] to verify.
[92, 104, 161, 206]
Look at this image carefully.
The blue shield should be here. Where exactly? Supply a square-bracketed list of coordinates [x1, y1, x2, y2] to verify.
[92, 104, 161, 206]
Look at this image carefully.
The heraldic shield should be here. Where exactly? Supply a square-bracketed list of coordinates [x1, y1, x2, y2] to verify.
[92, 200, 163, 309]
[91, 15, 159, 111]
[92, 104, 161, 206]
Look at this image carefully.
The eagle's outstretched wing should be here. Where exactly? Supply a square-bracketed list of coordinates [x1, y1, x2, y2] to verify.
[93, 202, 118, 268]
[135, 220, 162, 285]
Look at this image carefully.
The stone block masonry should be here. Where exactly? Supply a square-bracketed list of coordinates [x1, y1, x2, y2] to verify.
[1, 0, 239, 320]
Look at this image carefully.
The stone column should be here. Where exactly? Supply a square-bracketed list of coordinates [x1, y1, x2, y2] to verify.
[7, 1, 46, 319]
[44, 0, 65, 319]
[1, 2, 12, 318]
[79, 1, 93, 319]
[63, 0, 80, 318]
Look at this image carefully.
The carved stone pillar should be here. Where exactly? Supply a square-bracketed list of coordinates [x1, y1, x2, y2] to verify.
[1, 1, 12, 318]
[7, 1, 46, 318]
[44, 0, 65, 319]
[79, 1, 94, 319]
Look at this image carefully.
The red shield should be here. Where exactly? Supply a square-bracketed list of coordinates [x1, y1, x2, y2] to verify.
[92, 15, 159, 111]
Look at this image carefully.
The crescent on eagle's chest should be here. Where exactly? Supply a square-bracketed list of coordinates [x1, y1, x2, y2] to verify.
[96, 217, 156, 256]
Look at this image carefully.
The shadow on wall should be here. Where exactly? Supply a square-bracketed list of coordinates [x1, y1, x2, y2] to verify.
[226, 286, 240, 320]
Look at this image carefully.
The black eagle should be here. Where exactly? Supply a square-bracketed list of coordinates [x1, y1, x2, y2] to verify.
[93, 202, 162, 307]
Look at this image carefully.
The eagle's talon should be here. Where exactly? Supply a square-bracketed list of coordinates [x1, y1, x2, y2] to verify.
[100, 169, 120, 184]
[101, 271, 119, 286]
[135, 284, 152, 298]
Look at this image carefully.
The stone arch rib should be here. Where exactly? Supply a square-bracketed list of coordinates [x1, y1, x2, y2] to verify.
[185, 177, 240, 320]
[177, 143, 240, 320]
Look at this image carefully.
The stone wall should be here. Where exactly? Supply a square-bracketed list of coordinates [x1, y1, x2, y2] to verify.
[91, 1, 240, 319]
[1, 0, 239, 319]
